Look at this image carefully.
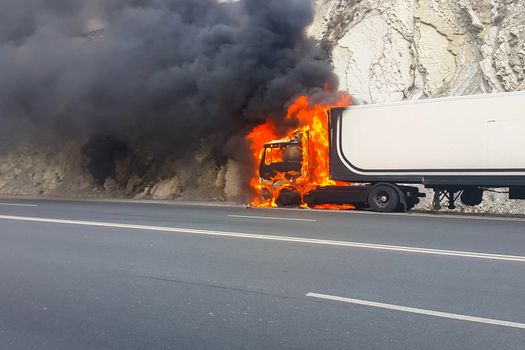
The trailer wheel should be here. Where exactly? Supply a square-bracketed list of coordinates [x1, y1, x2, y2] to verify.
[368, 185, 400, 213]
[460, 188, 483, 206]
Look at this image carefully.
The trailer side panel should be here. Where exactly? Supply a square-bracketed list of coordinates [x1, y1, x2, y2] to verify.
[330, 92, 525, 186]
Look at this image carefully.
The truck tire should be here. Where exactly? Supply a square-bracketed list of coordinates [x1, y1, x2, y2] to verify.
[276, 188, 301, 208]
[368, 185, 400, 213]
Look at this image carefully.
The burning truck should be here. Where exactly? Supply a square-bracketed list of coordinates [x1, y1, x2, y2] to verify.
[247, 91, 525, 212]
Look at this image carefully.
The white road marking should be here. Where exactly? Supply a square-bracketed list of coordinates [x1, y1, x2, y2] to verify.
[228, 215, 316, 222]
[306, 292, 525, 330]
[0, 203, 38, 207]
[0, 214, 525, 263]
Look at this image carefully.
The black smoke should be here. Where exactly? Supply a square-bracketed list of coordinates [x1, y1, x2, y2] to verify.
[0, 0, 337, 167]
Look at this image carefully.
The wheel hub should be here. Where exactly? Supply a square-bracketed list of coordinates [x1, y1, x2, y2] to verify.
[368, 185, 400, 213]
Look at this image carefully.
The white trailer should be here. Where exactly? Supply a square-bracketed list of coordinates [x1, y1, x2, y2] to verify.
[324, 91, 525, 211]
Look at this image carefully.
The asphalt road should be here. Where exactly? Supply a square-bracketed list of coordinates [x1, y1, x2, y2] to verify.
[0, 199, 524, 350]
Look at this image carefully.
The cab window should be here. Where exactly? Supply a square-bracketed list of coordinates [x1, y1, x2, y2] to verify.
[264, 146, 285, 165]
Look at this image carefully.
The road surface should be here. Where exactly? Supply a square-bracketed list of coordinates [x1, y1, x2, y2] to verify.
[0, 199, 524, 349]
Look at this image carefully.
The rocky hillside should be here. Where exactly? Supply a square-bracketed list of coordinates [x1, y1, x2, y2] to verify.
[310, 0, 524, 102]
[0, 141, 244, 203]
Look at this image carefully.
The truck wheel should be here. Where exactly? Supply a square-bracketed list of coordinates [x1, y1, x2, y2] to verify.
[368, 185, 399, 213]
[276, 188, 301, 208]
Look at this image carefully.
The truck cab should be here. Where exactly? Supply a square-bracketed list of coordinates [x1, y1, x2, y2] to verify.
[257, 132, 304, 207]
[259, 136, 302, 182]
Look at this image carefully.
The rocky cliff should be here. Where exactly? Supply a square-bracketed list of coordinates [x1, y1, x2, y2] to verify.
[310, 0, 525, 102]
[0, 141, 244, 202]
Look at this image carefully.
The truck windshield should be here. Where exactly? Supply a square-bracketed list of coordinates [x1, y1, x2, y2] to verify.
[260, 143, 302, 180]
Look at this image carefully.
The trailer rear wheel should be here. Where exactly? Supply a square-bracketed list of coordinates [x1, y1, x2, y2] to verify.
[368, 185, 399, 213]
[461, 188, 483, 206]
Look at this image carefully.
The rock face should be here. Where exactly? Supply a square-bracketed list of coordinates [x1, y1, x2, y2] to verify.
[0, 142, 236, 202]
[0, 143, 91, 197]
[310, 0, 525, 103]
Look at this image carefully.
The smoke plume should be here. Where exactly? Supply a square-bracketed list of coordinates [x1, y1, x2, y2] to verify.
[0, 0, 337, 161]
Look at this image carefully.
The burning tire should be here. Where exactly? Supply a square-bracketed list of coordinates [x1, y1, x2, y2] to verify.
[276, 188, 302, 208]
[367, 185, 399, 213]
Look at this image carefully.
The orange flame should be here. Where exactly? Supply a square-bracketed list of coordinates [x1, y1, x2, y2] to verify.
[246, 93, 352, 209]
[245, 120, 280, 207]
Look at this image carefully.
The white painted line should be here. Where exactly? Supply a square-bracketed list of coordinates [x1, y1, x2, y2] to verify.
[0, 203, 38, 207]
[0, 214, 525, 263]
[228, 215, 316, 222]
[307, 292, 525, 330]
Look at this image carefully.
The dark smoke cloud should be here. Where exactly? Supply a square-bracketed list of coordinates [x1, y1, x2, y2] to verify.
[0, 0, 337, 155]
